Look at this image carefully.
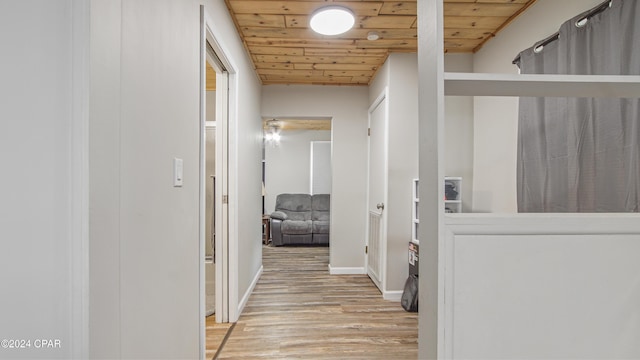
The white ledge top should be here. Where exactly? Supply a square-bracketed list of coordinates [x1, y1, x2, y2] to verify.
[444, 72, 640, 98]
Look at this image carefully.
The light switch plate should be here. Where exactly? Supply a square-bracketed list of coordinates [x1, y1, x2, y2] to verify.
[174, 158, 183, 187]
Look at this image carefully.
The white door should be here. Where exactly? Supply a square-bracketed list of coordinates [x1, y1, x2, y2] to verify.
[201, 4, 232, 329]
[204, 126, 216, 316]
[367, 92, 388, 291]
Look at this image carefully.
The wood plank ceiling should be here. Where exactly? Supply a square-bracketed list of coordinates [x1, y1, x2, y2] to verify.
[263, 118, 332, 131]
[225, 0, 537, 86]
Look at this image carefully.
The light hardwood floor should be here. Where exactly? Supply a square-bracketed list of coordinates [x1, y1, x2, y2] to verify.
[206, 314, 233, 359]
[215, 245, 418, 359]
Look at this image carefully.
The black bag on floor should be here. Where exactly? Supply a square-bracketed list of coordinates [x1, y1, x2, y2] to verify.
[401, 274, 419, 312]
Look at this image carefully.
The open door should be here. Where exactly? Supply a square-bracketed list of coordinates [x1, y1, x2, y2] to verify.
[366, 90, 388, 291]
[200, 5, 234, 358]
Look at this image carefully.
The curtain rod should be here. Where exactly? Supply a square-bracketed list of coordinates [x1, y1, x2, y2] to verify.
[582, 0, 613, 23]
[512, 0, 613, 66]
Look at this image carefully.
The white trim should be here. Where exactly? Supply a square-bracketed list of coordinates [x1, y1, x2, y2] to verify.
[228, 70, 240, 323]
[310, 140, 332, 195]
[310, 141, 314, 194]
[368, 88, 388, 114]
[215, 70, 230, 323]
[198, 7, 207, 360]
[328, 265, 366, 275]
[383, 290, 403, 302]
[237, 265, 263, 316]
[71, 0, 90, 357]
[417, 1, 446, 359]
[203, 9, 241, 324]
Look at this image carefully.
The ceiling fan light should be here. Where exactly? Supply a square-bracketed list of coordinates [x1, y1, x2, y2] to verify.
[310, 6, 355, 36]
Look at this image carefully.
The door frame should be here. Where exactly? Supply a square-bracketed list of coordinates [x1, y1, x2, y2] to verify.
[309, 140, 332, 195]
[199, 5, 239, 358]
[365, 87, 390, 293]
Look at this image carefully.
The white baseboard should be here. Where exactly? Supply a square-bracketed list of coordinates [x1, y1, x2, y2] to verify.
[328, 265, 366, 275]
[383, 290, 403, 301]
[237, 265, 263, 316]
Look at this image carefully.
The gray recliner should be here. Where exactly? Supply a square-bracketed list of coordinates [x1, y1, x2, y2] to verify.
[311, 194, 330, 244]
[270, 193, 330, 246]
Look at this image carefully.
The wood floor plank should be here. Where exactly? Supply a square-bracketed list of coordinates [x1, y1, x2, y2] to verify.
[217, 245, 418, 359]
[205, 314, 233, 359]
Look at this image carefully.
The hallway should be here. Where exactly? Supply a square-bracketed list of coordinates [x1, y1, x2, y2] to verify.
[215, 245, 418, 359]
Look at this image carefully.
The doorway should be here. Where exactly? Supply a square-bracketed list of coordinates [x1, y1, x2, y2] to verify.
[200, 6, 237, 358]
[262, 118, 333, 247]
[204, 120, 216, 317]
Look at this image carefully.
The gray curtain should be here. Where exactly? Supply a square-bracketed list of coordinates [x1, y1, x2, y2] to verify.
[516, 0, 640, 212]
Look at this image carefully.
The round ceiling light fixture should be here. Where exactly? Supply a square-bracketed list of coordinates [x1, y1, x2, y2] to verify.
[309, 6, 355, 36]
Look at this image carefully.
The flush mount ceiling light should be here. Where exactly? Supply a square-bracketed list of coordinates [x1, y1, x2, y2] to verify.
[309, 6, 355, 36]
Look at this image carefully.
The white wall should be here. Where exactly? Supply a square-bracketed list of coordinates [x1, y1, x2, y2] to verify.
[90, 0, 202, 358]
[443, 214, 640, 359]
[89, 0, 262, 357]
[370, 54, 420, 294]
[311, 141, 332, 195]
[444, 54, 474, 212]
[89, 0, 121, 357]
[1, 2, 80, 358]
[472, 0, 603, 213]
[262, 85, 369, 270]
[368, 53, 474, 294]
[264, 130, 331, 214]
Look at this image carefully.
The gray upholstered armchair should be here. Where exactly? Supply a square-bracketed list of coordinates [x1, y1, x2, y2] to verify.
[270, 193, 330, 246]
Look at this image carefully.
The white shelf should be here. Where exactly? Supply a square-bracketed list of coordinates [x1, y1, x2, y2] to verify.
[445, 72, 640, 98]
[413, 178, 461, 242]
[412, 179, 420, 243]
[444, 177, 462, 214]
